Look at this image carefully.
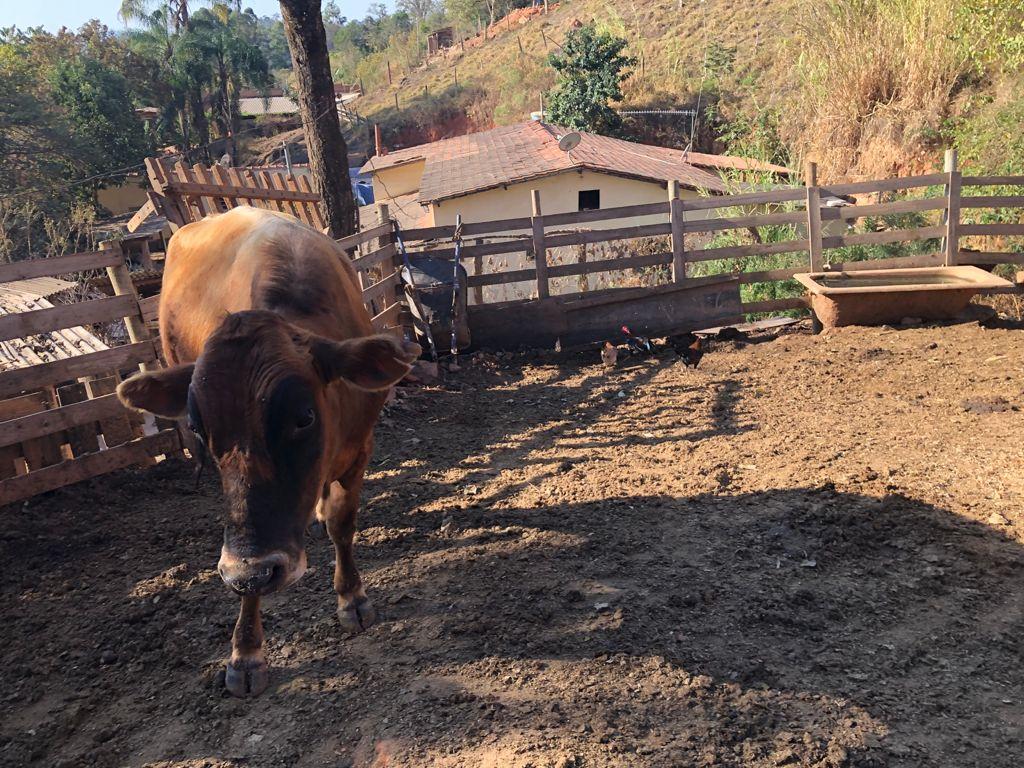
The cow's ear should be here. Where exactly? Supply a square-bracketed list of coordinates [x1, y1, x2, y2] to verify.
[117, 364, 195, 418]
[310, 334, 420, 391]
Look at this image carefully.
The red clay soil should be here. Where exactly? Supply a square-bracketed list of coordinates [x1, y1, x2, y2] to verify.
[2, 318, 1024, 767]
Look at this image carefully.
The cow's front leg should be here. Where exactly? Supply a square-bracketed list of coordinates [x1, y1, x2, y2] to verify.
[224, 594, 268, 697]
[323, 469, 375, 635]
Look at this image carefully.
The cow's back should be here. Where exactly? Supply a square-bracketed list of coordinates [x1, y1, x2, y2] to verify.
[160, 207, 371, 365]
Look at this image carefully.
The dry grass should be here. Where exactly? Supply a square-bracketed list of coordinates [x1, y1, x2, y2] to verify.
[785, 0, 969, 180]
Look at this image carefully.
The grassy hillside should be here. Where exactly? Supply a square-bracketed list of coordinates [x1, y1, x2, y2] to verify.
[347, 0, 799, 161]
[344, 0, 1024, 185]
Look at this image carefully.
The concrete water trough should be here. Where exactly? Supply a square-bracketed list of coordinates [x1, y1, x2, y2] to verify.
[794, 265, 1012, 329]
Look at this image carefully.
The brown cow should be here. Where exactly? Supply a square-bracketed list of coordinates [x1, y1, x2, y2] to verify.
[118, 207, 418, 697]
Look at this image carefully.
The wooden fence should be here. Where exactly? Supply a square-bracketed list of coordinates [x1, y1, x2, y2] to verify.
[145, 157, 326, 231]
[392, 150, 1024, 345]
[0, 243, 180, 506]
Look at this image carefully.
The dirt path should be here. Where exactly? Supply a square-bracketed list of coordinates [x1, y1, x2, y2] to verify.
[2, 319, 1024, 767]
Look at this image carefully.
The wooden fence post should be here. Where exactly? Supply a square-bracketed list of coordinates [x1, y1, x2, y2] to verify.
[943, 148, 961, 266]
[669, 179, 686, 282]
[101, 241, 160, 374]
[531, 189, 549, 299]
[473, 239, 484, 306]
[805, 161, 823, 272]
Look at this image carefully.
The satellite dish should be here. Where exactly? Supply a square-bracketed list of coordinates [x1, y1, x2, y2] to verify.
[557, 132, 582, 152]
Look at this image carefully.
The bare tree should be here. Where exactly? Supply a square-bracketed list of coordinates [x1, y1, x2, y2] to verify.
[278, 0, 357, 238]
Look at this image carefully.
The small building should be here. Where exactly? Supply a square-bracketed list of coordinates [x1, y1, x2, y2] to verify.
[427, 27, 455, 56]
[360, 121, 791, 229]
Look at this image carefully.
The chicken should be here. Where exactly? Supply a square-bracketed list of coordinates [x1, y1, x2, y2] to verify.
[601, 341, 618, 370]
[621, 324, 653, 356]
[680, 337, 704, 368]
[670, 331, 705, 368]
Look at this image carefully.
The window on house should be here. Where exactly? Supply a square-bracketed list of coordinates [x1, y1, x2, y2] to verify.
[578, 189, 600, 211]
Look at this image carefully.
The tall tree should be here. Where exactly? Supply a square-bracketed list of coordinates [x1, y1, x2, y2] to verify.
[278, 0, 356, 238]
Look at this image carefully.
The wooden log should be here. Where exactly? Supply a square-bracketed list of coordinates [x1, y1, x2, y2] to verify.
[679, 187, 806, 212]
[337, 223, 392, 252]
[819, 197, 947, 220]
[0, 430, 181, 506]
[401, 216, 533, 241]
[961, 175, 1024, 187]
[466, 268, 537, 287]
[531, 190, 549, 299]
[957, 251, 1024, 265]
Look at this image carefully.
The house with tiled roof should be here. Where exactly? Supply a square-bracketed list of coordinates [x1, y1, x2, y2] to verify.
[359, 121, 792, 228]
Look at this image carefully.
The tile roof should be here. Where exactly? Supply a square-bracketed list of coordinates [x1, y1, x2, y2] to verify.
[360, 121, 782, 204]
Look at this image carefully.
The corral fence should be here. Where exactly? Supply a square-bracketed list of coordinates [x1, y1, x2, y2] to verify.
[0, 243, 180, 506]
[391, 150, 1024, 347]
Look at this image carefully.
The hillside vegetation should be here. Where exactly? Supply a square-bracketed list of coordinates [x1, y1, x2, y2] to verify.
[347, 0, 1024, 183]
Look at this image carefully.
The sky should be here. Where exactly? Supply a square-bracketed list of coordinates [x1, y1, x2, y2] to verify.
[3, 0, 386, 33]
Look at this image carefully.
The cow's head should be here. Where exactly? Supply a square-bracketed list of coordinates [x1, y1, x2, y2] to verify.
[118, 311, 418, 596]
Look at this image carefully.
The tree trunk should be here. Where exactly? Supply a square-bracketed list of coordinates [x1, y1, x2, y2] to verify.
[188, 87, 210, 157]
[278, 0, 357, 238]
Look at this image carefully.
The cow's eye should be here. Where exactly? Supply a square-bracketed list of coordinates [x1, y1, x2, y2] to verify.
[296, 407, 316, 430]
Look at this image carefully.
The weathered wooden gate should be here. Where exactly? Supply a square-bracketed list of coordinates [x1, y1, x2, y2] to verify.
[0, 244, 180, 505]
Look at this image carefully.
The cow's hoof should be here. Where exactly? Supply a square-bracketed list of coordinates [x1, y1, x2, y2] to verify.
[224, 658, 269, 698]
[337, 596, 377, 635]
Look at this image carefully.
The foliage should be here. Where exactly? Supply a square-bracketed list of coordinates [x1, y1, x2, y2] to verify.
[545, 23, 635, 134]
[49, 57, 149, 175]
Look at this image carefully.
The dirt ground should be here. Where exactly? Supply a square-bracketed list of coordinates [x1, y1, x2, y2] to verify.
[3, 317, 1024, 768]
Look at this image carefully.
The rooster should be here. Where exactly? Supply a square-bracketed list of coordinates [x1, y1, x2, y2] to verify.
[621, 325, 653, 356]
[600, 341, 618, 370]
[670, 332, 705, 368]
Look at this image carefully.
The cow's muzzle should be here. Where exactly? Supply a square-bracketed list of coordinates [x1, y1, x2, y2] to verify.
[218, 550, 299, 595]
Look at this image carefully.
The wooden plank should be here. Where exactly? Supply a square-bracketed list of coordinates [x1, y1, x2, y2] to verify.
[0, 250, 122, 283]
[338, 223, 392, 251]
[547, 252, 672, 279]
[351, 243, 397, 270]
[961, 175, 1024, 187]
[55, 382, 100, 457]
[84, 376, 135, 448]
[0, 295, 138, 343]
[687, 239, 811, 263]
[0, 393, 124, 449]
[822, 225, 945, 249]
[0, 341, 158, 400]
[138, 295, 160, 324]
[824, 253, 944, 272]
[0, 430, 180, 507]
[370, 301, 402, 331]
[682, 210, 805, 234]
[959, 195, 1024, 209]
[103, 243, 158, 374]
[958, 223, 1024, 237]
[415, 237, 532, 261]
[680, 187, 807, 212]
[161, 178, 321, 202]
[531, 189, 549, 300]
[542, 201, 669, 227]
[819, 197, 947, 221]
[401, 216, 533, 241]
[192, 164, 225, 214]
[544, 222, 672, 248]
[295, 175, 327, 230]
[466, 268, 536, 288]
[361, 271, 400, 304]
[126, 198, 157, 233]
[821, 173, 947, 196]
[266, 171, 303, 220]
